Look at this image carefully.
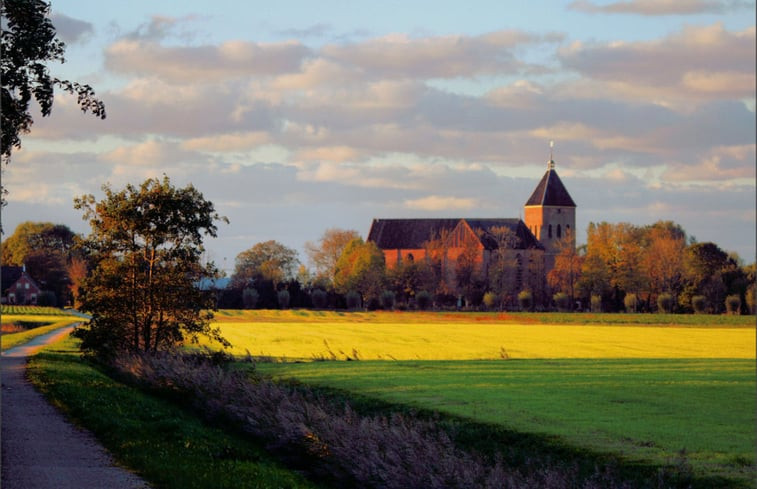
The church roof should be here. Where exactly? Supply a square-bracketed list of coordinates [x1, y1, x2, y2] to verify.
[367, 218, 543, 251]
[525, 165, 576, 207]
[464, 219, 543, 250]
[368, 218, 460, 250]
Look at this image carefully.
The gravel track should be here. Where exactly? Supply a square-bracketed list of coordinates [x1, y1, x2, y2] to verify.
[1, 326, 150, 489]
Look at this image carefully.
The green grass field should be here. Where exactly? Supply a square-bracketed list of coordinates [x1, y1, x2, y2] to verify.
[256, 358, 755, 486]
[207, 310, 756, 487]
[1, 307, 82, 351]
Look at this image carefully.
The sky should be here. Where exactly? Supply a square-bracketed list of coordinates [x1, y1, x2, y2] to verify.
[2, 0, 755, 274]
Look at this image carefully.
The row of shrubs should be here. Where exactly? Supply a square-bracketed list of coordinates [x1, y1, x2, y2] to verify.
[238, 286, 747, 315]
[111, 350, 686, 489]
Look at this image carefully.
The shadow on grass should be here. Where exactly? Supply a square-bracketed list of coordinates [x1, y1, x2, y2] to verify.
[276, 380, 749, 489]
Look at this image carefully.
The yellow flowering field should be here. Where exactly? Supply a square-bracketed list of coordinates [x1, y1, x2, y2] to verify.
[205, 310, 755, 360]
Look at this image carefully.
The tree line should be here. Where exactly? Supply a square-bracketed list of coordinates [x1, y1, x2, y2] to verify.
[3, 213, 754, 316]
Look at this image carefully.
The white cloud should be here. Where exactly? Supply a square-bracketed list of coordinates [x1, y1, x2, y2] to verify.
[568, 0, 752, 15]
[404, 195, 478, 211]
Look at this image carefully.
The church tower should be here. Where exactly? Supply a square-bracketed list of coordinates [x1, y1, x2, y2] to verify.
[524, 146, 576, 270]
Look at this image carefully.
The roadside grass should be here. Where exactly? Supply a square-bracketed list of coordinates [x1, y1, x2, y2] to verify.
[202, 311, 755, 361]
[1, 316, 81, 351]
[255, 358, 756, 488]
[26, 335, 327, 489]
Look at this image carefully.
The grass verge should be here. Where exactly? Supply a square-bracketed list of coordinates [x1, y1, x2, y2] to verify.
[1, 318, 81, 351]
[26, 335, 326, 489]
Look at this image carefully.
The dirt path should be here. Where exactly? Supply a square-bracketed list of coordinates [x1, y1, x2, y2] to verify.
[1, 326, 150, 489]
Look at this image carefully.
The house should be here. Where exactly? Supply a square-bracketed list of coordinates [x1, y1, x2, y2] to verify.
[367, 157, 576, 289]
[1, 265, 43, 305]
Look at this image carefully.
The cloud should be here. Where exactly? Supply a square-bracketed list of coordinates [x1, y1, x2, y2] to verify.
[105, 39, 311, 82]
[181, 132, 271, 152]
[568, 0, 752, 15]
[322, 30, 562, 79]
[661, 144, 756, 182]
[51, 12, 94, 44]
[404, 195, 478, 211]
[558, 24, 756, 105]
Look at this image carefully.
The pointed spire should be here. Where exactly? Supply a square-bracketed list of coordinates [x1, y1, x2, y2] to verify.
[548, 140, 555, 170]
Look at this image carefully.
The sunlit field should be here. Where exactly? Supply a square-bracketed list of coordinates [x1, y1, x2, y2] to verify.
[205, 310, 756, 486]
[204, 310, 755, 361]
[1, 306, 82, 351]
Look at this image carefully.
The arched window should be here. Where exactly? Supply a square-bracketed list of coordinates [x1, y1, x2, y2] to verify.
[557, 224, 561, 238]
[407, 253, 414, 262]
[548, 224, 552, 238]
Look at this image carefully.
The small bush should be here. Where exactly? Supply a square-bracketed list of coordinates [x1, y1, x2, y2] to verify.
[242, 288, 259, 309]
[553, 292, 570, 312]
[379, 290, 396, 310]
[310, 289, 328, 309]
[590, 294, 602, 313]
[657, 293, 673, 313]
[691, 295, 707, 314]
[517, 290, 533, 312]
[482, 292, 498, 310]
[725, 294, 741, 315]
[623, 293, 638, 313]
[277, 290, 291, 309]
[345, 291, 361, 310]
[416, 291, 432, 310]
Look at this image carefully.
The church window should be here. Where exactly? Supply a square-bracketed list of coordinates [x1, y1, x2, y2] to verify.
[557, 225, 561, 238]
[407, 253, 414, 262]
[548, 224, 552, 238]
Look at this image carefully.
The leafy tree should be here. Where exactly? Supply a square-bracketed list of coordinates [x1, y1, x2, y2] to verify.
[486, 226, 521, 309]
[72, 176, 228, 359]
[682, 242, 730, 313]
[333, 238, 386, 303]
[231, 240, 299, 289]
[454, 233, 484, 306]
[643, 222, 686, 299]
[1, 221, 79, 305]
[304, 228, 360, 285]
[547, 230, 583, 305]
[66, 256, 87, 309]
[1, 0, 105, 164]
[422, 229, 455, 297]
[389, 259, 434, 304]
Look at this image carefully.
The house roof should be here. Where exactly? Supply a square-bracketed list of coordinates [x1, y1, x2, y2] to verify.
[367, 218, 543, 251]
[525, 166, 576, 207]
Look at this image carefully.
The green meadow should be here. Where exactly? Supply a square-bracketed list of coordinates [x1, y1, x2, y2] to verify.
[257, 358, 756, 486]
[212, 310, 755, 487]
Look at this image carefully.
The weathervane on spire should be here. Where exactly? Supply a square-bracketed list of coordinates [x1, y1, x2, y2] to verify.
[549, 140, 555, 170]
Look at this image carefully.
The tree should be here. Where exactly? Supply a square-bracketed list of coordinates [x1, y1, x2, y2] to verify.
[643, 221, 686, 303]
[388, 259, 434, 304]
[304, 228, 360, 285]
[682, 242, 730, 313]
[230, 240, 299, 290]
[1, 0, 105, 165]
[487, 227, 521, 310]
[72, 176, 228, 359]
[333, 238, 386, 303]
[547, 230, 583, 305]
[1, 221, 79, 305]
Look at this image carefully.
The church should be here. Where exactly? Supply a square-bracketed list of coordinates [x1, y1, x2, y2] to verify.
[367, 155, 576, 290]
